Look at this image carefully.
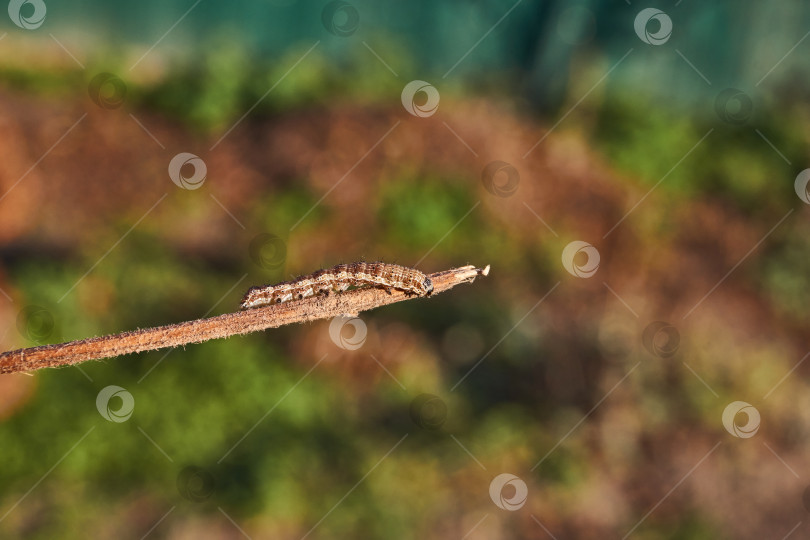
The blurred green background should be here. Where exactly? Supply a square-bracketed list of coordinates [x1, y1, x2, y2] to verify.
[1, 1, 810, 538]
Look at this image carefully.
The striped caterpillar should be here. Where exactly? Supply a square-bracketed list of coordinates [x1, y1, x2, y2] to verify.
[240, 262, 433, 309]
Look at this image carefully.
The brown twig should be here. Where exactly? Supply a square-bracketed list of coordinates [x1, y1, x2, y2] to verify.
[0, 265, 490, 374]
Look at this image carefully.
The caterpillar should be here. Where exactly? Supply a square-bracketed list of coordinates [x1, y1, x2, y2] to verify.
[240, 262, 433, 309]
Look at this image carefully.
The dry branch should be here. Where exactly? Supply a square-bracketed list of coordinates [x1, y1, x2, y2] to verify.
[0, 265, 489, 374]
